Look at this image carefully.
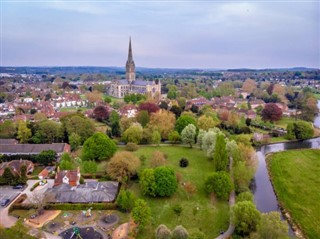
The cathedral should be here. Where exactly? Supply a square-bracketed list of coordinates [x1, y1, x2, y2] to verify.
[108, 38, 161, 98]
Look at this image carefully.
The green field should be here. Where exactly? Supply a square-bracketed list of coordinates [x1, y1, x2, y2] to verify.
[128, 145, 229, 238]
[268, 149, 320, 238]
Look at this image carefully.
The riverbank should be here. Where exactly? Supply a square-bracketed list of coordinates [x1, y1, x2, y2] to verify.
[267, 149, 320, 239]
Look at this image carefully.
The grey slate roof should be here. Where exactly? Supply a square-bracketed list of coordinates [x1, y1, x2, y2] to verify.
[0, 143, 67, 155]
[132, 80, 149, 86]
[45, 181, 119, 203]
[118, 79, 129, 85]
[0, 139, 18, 144]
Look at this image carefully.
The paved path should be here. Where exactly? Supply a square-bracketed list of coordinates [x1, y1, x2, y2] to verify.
[214, 157, 235, 239]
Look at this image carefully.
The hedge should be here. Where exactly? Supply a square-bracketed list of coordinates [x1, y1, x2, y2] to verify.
[30, 182, 40, 192]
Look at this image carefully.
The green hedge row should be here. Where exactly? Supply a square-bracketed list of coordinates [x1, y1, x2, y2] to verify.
[30, 182, 40, 192]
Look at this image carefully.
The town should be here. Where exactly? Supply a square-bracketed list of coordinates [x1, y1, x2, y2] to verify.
[1, 1, 319, 239]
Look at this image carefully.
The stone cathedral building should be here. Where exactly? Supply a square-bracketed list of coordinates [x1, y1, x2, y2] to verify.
[108, 38, 161, 98]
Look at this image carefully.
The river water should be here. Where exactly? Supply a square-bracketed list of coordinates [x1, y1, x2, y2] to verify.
[253, 100, 320, 233]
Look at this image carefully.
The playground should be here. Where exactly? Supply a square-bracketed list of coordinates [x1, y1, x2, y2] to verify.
[59, 226, 104, 239]
[41, 209, 125, 239]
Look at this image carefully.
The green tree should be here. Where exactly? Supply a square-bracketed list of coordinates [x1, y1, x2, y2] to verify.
[106, 151, 140, 183]
[69, 133, 81, 151]
[154, 166, 178, 197]
[168, 131, 181, 144]
[181, 124, 197, 148]
[136, 110, 150, 127]
[82, 132, 117, 161]
[237, 191, 254, 202]
[197, 115, 219, 130]
[285, 123, 296, 140]
[233, 161, 254, 193]
[17, 121, 31, 143]
[116, 189, 136, 212]
[36, 150, 56, 165]
[213, 134, 228, 171]
[62, 114, 95, 144]
[155, 224, 172, 239]
[3, 167, 15, 185]
[151, 131, 161, 145]
[37, 120, 62, 143]
[232, 201, 261, 236]
[204, 171, 232, 200]
[175, 115, 197, 134]
[0, 120, 16, 138]
[172, 204, 183, 222]
[123, 123, 143, 144]
[81, 160, 97, 174]
[172, 225, 189, 239]
[253, 212, 289, 239]
[59, 153, 74, 170]
[139, 168, 157, 197]
[131, 199, 151, 230]
[293, 121, 314, 140]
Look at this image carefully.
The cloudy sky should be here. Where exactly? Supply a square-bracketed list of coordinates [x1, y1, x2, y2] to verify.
[1, 1, 319, 68]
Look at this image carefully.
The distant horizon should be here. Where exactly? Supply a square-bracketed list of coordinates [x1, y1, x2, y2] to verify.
[1, 65, 319, 71]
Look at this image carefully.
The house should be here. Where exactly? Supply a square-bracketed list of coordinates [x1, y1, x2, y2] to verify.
[38, 166, 55, 180]
[119, 105, 138, 118]
[249, 99, 265, 110]
[54, 166, 81, 187]
[0, 159, 34, 177]
[46, 181, 119, 203]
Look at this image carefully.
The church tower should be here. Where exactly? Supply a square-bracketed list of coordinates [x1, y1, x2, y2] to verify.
[126, 37, 135, 84]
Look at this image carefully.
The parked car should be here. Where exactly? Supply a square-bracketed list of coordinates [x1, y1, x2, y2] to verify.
[1, 199, 10, 207]
[12, 184, 24, 189]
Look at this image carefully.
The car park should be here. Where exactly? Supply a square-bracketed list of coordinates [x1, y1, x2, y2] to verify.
[1, 198, 10, 207]
[12, 184, 24, 189]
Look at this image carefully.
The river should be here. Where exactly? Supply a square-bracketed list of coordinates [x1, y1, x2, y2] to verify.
[253, 100, 320, 233]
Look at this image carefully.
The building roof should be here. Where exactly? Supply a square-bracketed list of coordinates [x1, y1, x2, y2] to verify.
[132, 80, 149, 86]
[46, 181, 119, 203]
[0, 159, 34, 176]
[54, 168, 80, 187]
[0, 143, 68, 155]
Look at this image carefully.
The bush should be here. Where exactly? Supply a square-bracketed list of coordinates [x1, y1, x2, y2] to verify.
[116, 190, 136, 212]
[204, 171, 233, 200]
[155, 224, 172, 239]
[125, 142, 139, 152]
[154, 167, 178, 197]
[139, 155, 146, 166]
[30, 182, 40, 192]
[179, 158, 189, 168]
[237, 191, 254, 203]
[172, 225, 189, 239]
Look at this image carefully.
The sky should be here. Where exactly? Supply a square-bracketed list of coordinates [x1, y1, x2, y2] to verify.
[1, 0, 319, 69]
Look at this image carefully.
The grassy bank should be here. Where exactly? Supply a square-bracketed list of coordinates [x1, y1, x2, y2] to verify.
[129, 145, 229, 238]
[268, 149, 320, 238]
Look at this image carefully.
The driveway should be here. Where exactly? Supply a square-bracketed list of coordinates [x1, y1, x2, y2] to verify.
[0, 186, 23, 227]
[0, 179, 54, 228]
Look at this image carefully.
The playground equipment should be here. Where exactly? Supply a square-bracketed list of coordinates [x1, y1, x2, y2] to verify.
[81, 207, 92, 217]
[70, 227, 83, 239]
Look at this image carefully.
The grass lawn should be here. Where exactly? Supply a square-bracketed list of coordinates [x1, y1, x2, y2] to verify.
[268, 149, 320, 238]
[274, 117, 306, 129]
[128, 145, 230, 238]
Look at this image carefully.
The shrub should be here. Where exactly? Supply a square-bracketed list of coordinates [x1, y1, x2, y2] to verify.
[237, 191, 254, 203]
[125, 142, 139, 152]
[204, 171, 233, 200]
[30, 182, 40, 192]
[116, 190, 136, 212]
[155, 224, 172, 239]
[154, 167, 178, 197]
[179, 158, 189, 168]
[139, 155, 146, 166]
[151, 151, 167, 168]
[172, 225, 189, 239]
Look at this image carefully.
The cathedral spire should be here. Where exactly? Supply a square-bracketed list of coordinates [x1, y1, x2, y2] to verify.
[128, 37, 133, 62]
[126, 37, 135, 83]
